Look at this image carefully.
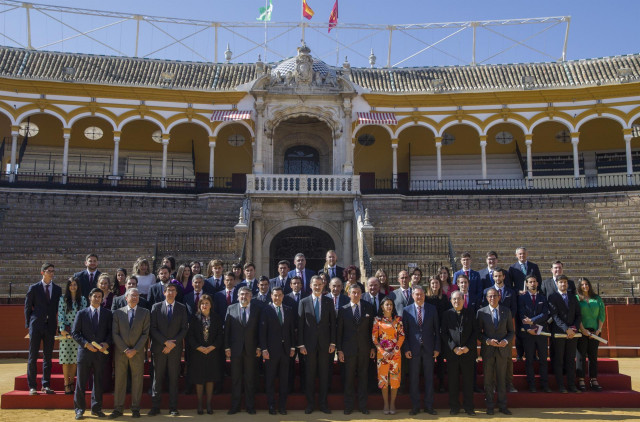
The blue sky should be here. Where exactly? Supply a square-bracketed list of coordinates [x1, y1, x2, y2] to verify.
[1, 0, 637, 67]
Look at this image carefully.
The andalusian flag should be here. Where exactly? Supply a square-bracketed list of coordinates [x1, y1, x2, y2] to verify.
[302, 0, 314, 20]
[328, 0, 338, 32]
[257, 0, 273, 21]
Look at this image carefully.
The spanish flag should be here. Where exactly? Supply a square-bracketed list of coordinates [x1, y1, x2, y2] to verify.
[328, 0, 338, 32]
[302, 0, 314, 20]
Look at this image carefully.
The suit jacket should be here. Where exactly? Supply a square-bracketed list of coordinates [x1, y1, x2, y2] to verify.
[111, 294, 150, 311]
[459, 291, 480, 313]
[508, 261, 542, 292]
[547, 292, 582, 334]
[401, 302, 440, 355]
[224, 303, 261, 356]
[386, 288, 414, 316]
[478, 268, 511, 291]
[238, 279, 260, 296]
[269, 276, 292, 294]
[517, 291, 549, 331]
[440, 307, 478, 359]
[540, 277, 577, 298]
[184, 290, 209, 316]
[204, 276, 225, 294]
[72, 306, 113, 363]
[149, 301, 188, 355]
[284, 290, 306, 310]
[362, 292, 386, 315]
[147, 281, 185, 307]
[453, 269, 483, 303]
[111, 306, 150, 354]
[317, 266, 345, 283]
[325, 292, 350, 314]
[187, 312, 223, 351]
[476, 305, 514, 359]
[259, 303, 296, 358]
[24, 281, 62, 332]
[74, 269, 101, 300]
[288, 268, 316, 295]
[337, 301, 374, 356]
[298, 295, 336, 352]
[213, 290, 235, 322]
[482, 285, 517, 318]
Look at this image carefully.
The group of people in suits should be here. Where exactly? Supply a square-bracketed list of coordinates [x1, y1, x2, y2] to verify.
[23, 246, 606, 417]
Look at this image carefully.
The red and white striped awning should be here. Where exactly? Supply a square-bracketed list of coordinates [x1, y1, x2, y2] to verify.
[357, 112, 397, 125]
[210, 110, 252, 122]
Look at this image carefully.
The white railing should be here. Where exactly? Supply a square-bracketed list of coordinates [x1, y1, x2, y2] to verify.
[246, 174, 360, 195]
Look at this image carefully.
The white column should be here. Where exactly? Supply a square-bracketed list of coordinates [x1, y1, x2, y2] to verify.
[624, 133, 634, 185]
[391, 140, 398, 189]
[111, 133, 121, 186]
[61, 131, 70, 184]
[525, 136, 533, 179]
[480, 136, 487, 179]
[161, 137, 169, 188]
[253, 218, 263, 274]
[571, 133, 580, 187]
[254, 103, 264, 174]
[9, 128, 18, 182]
[343, 217, 352, 267]
[208, 137, 216, 188]
[343, 99, 354, 174]
[435, 137, 442, 181]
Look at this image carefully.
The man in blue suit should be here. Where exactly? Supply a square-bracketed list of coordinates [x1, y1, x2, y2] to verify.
[237, 262, 259, 296]
[74, 254, 101, 301]
[72, 288, 113, 420]
[453, 252, 483, 303]
[478, 251, 511, 290]
[24, 262, 62, 395]
[288, 253, 315, 295]
[270, 260, 292, 294]
[402, 285, 440, 416]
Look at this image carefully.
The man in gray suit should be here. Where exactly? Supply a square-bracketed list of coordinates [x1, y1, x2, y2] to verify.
[109, 288, 150, 419]
[386, 270, 413, 315]
[148, 283, 188, 417]
[477, 287, 514, 416]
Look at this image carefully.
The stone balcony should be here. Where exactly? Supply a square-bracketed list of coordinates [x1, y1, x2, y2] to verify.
[246, 174, 360, 196]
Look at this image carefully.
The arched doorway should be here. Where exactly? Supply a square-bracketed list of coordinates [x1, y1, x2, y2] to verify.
[269, 226, 335, 277]
[284, 145, 320, 174]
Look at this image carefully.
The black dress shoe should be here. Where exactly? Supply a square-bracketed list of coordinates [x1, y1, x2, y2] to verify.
[543, 385, 552, 393]
[131, 410, 140, 418]
[227, 408, 239, 415]
[169, 410, 180, 416]
[320, 407, 331, 414]
[304, 407, 313, 414]
[247, 408, 256, 414]
[108, 410, 123, 419]
[344, 409, 352, 415]
[499, 408, 512, 415]
[486, 408, 494, 415]
[91, 410, 107, 418]
[409, 408, 420, 415]
[568, 387, 581, 394]
[559, 387, 568, 393]
[207, 409, 213, 415]
[361, 409, 370, 414]
[279, 409, 287, 415]
[465, 409, 476, 416]
[439, 385, 446, 393]
[424, 407, 437, 415]
[75, 412, 84, 420]
[147, 408, 160, 416]
[42, 387, 55, 395]
[529, 385, 537, 393]
[197, 409, 204, 415]
[450, 409, 459, 415]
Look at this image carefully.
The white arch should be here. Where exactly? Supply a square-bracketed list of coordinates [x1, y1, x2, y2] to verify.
[438, 120, 482, 137]
[393, 121, 438, 138]
[529, 116, 574, 133]
[575, 113, 626, 132]
[483, 117, 530, 136]
[353, 123, 394, 139]
[167, 117, 213, 136]
[68, 112, 117, 130]
[0, 108, 16, 126]
[16, 109, 67, 128]
[627, 111, 640, 129]
[212, 120, 255, 138]
[116, 115, 165, 132]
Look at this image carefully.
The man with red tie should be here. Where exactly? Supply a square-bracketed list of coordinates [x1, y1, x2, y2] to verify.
[213, 272, 237, 322]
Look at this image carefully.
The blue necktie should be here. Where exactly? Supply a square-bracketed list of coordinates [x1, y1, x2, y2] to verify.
[129, 309, 135, 327]
[562, 294, 568, 307]
[167, 304, 173, 323]
[354, 304, 360, 324]
[314, 298, 320, 323]
[492, 308, 499, 328]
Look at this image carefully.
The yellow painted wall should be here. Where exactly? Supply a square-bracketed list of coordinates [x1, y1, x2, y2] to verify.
[531, 121, 573, 154]
[214, 123, 253, 177]
[398, 125, 435, 173]
[353, 125, 392, 177]
[14, 114, 64, 147]
[485, 122, 525, 154]
[579, 118, 624, 151]
[441, 124, 480, 155]
[69, 116, 114, 150]
[168, 123, 209, 173]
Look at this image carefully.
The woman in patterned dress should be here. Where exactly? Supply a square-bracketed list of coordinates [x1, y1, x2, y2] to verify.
[57, 276, 87, 394]
[372, 297, 405, 415]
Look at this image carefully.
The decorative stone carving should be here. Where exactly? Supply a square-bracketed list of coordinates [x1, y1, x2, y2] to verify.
[293, 198, 313, 217]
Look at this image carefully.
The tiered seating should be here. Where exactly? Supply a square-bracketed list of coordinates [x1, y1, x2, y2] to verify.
[595, 151, 640, 174]
[410, 153, 524, 182]
[532, 154, 583, 176]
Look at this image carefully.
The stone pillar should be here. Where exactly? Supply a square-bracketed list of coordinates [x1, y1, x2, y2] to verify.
[623, 129, 634, 185]
[252, 218, 263, 275]
[9, 126, 19, 182]
[111, 131, 121, 186]
[343, 215, 353, 268]
[161, 135, 170, 188]
[391, 139, 398, 189]
[435, 137, 442, 180]
[208, 136, 216, 188]
[480, 135, 487, 179]
[61, 129, 71, 184]
[571, 132, 580, 187]
[525, 134, 533, 179]
[254, 98, 265, 174]
[343, 99, 354, 174]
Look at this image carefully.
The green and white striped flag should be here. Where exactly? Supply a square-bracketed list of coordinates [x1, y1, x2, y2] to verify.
[257, 0, 273, 21]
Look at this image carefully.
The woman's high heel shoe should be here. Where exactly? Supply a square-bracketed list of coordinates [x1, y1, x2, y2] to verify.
[577, 378, 587, 392]
[591, 379, 603, 392]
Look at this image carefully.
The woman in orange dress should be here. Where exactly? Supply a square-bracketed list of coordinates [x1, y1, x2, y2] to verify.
[372, 297, 405, 415]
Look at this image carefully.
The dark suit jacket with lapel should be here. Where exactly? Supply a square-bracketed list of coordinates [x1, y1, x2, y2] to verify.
[187, 312, 224, 351]
[111, 294, 151, 312]
[508, 261, 542, 292]
[269, 276, 292, 294]
[298, 295, 336, 352]
[288, 268, 316, 295]
[476, 304, 514, 359]
[112, 306, 150, 354]
[401, 302, 440, 355]
[386, 288, 414, 316]
[259, 303, 295, 358]
[337, 301, 374, 356]
[317, 266, 345, 283]
[547, 292, 582, 334]
[149, 301, 188, 355]
[362, 292, 386, 315]
[453, 269, 483, 302]
[482, 285, 518, 318]
[478, 268, 512, 291]
[540, 277, 577, 298]
[284, 290, 307, 310]
[213, 290, 234, 323]
[204, 276, 225, 294]
[24, 281, 62, 332]
[325, 292, 350, 315]
[74, 269, 101, 300]
[184, 290, 210, 316]
[224, 303, 261, 356]
[440, 307, 478, 359]
[147, 282, 185, 307]
[517, 291, 549, 331]
[72, 306, 113, 362]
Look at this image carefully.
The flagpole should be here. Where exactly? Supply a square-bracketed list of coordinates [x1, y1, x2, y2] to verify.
[300, 0, 305, 43]
[264, 0, 268, 61]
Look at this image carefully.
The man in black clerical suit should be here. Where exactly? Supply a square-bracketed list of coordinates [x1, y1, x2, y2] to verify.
[441, 291, 478, 416]
[74, 254, 101, 301]
[72, 288, 113, 420]
[260, 287, 296, 415]
[225, 286, 262, 414]
[337, 284, 375, 415]
[298, 275, 336, 414]
[25, 263, 62, 395]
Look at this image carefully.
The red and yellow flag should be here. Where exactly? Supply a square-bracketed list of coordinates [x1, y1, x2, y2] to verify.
[328, 0, 338, 32]
[302, 0, 314, 20]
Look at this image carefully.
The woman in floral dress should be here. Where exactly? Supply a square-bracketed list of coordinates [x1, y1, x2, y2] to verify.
[372, 297, 405, 414]
[57, 276, 87, 394]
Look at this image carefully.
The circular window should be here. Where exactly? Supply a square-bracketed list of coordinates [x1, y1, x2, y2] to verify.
[19, 121, 39, 137]
[441, 132, 455, 145]
[555, 130, 571, 143]
[228, 134, 246, 147]
[151, 130, 163, 144]
[495, 131, 513, 145]
[84, 126, 104, 141]
[357, 133, 375, 146]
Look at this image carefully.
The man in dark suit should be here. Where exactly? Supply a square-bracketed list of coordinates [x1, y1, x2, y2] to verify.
[402, 285, 440, 416]
[205, 259, 225, 293]
[72, 288, 113, 420]
[326, 277, 349, 314]
[298, 275, 336, 414]
[109, 288, 150, 419]
[453, 252, 483, 303]
[478, 251, 511, 290]
[270, 260, 292, 294]
[288, 253, 316, 295]
[282, 275, 306, 392]
[386, 270, 413, 315]
[456, 274, 482, 393]
[362, 276, 386, 315]
[74, 254, 101, 301]
[541, 260, 577, 298]
[213, 272, 239, 321]
[148, 283, 188, 416]
[184, 274, 207, 316]
[481, 267, 518, 392]
[548, 275, 582, 393]
[283, 275, 306, 309]
[254, 276, 272, 304]
[337, 284, 375, 414]
[260, 287, 296, 415]
[442, 291, 478, 416]
[237, 262, 259, 296]
[225, 286, 262, 414]
[24, 263, 62, 395]
[507, 247, 542, 292]
[148, 265, 184, 306]
[518, 275, 551, 393]
[477, 287, 514, 415]
[317, 250, 345, 283]
[111, 276, 150, 311]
